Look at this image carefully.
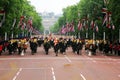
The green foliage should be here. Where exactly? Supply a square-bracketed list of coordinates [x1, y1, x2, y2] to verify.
[0, 0, 43, 38]
[51, 0, 120, 41]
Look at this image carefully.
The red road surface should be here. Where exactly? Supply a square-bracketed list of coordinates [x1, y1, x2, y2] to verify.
[0, 46, 120, 80]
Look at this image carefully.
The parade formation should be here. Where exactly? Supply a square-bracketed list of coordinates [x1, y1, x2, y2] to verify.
[0, 35, 120, 56]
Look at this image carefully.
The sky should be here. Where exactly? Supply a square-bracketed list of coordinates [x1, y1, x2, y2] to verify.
[28, 0, 80, 15]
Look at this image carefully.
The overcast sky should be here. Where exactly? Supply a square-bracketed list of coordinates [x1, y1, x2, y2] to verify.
[29, 0, 80, 14]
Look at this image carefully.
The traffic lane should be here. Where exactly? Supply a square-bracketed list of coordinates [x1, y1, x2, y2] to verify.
[0, 58, 120, 80]
[50, 57, 82, 80]
[0, 59, 53, 80]
[0, 56, 88, 80]
[0, 62, 18, 80]
[0, 60, 19, 80]
[0, 46, 120, 80]
[70, 56, 120, 80]
[15, 68, 53, 80]
[0, 56, 72, 80]
[0, 69, 18, 80]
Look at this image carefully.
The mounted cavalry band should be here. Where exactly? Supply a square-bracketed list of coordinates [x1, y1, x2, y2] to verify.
[0, 35, 120, 56]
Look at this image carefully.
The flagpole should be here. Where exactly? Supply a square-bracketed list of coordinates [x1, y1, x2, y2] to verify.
[93, 32, 95, 44]
[79, 32, 81, 39]
[5, 32, 7, 40]
[103, 0, 107, 41]
[86, 32, 88, 39]
[22, 31, 24, 37]
[30, 31, 31, 38]
[93, 32, 95, 40]
[119, 29, 120, 43]
[103, 31, 105, 41]
[16, 34, 18, 38]
[11, 32, 13, 39]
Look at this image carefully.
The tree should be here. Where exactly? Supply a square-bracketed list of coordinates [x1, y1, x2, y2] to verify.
[0, 0, 43, 39]
[51, 0, 120, 41]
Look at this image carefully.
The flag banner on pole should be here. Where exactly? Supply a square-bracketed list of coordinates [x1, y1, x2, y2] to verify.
[61, 25, 67, 34]
[104, 0, 109, 5]
[102, 7, 114, 29]
[78, 21, 81, 30]
[78, 20, 82, 31]
[111, 23, 115, 30]
[102, 7, 108, 26]
[96, 25, 99, 32]
[0, 10, 5, 27]
[107, 11, 112, 28]
[0, 10, 5, 15]
[18, 16, 25, 29]
[26, 18, 33, 31]
[104, 0, 107, 4]
[28, 26, 33, 32]
[66, 22, 70, 32]
[102, 8, 107, 13]
[12, 18, 16, 28]
[70, 25, 75, 32]
[90, 20, 95, 30]
[69, 22, 75, 32]
[102, 14, 107, 26]
[112, 24, 115, 30]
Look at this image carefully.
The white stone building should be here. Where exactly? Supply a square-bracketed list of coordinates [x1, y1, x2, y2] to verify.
[39, 12, 61, 35]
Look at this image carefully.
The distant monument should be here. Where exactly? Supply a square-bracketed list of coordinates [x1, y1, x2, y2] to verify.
[39, 11, 61, 35]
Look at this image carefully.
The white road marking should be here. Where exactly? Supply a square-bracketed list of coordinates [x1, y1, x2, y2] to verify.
[118, 75, 120, 77]
[64, 55, 72, 63]
[0, 67, 51, 70]
[104, 56, 116, 61]
[13, 68, 22, 80]
[86, 57, 96, 63]
[80, 73, 86, 80]
[51, 67, 56, 80]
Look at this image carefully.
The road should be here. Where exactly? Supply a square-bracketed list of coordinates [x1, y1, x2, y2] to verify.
[0, 46, 120, 80]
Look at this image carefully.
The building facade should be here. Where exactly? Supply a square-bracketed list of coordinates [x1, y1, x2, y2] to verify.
[39, 12, 61, 34]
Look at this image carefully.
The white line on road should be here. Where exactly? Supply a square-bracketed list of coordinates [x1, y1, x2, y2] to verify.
[51, 67, 56, 80]
[118, 75, 120, 77]
[80, 73, 86, 80]
[64, 55, 72, 63]
[86, 57, 96, 63]
[0, 67, 51, 70]
[13, 68, 22, 80]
